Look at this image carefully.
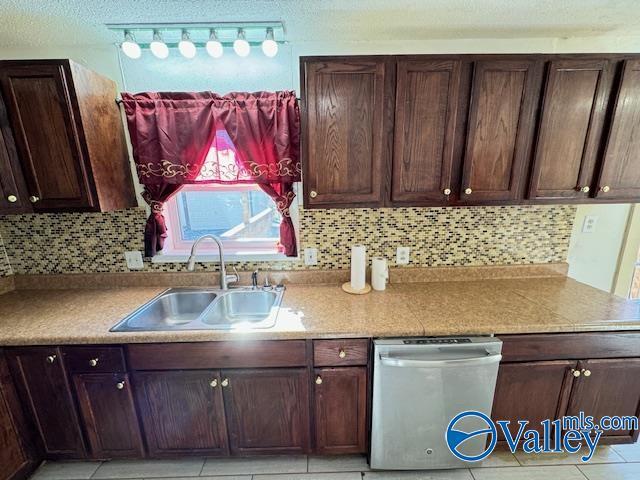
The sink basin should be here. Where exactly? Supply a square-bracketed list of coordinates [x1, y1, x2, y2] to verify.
[110, 287, 284, 332]
[199, 290, 281, 329]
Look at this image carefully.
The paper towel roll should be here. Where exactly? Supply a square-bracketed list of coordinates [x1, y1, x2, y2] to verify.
[350, 245, 367, 291]
[371, 257, 388, 291]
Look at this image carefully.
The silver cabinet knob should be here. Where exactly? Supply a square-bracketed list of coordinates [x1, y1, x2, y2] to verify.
[572, 368, 581, 377]
[338, 349, 346, 359]
[116, 381, 125, 390]
[89, 358, 99, 367]
[443, 188, 451, 195]
[582, 369, 592, 377]
[600, 185, 610, 193]
[309, 190, 318, 198]
[315, 375, 323, 385]
[221, 378, 230, 387]
[7, 195, 17, 203]
[464, 188, 472, 195]
[209, 379, 218, 388]
[579, 186, 590, 193]
[29, 195, 40, 203]
[46, 355, 57, 364]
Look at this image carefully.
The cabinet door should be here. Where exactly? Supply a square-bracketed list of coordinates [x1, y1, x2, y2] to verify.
[222, 368, 310, 454]
[566, 359, 640, 442]
[461, 59, 542, 202]
[596, 59, 640, 200]
[492, 360, 576, 441]
[391, 59, 462, 204]
[0, 63, 94, 210]
[529, 59, 612, 200]
[133, 371, 228, 457]
[314, 367, 367, 454]
[0, 96, 30, 215]
[302, 58, 394, 208]
[73, 373, 144, 459]
[6, 347, 86, 458]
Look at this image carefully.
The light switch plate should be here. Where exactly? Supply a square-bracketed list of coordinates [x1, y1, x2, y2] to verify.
[396, 246, 411, 265]
[304, 247, 318, 266]
[582, 215, 598, 233]
[124, 251, 144, 270]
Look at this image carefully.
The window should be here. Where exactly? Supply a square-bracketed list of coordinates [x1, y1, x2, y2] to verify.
[162, 183, 286, 256]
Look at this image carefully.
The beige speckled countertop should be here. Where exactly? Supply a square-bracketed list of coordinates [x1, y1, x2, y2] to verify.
[1, 274, 640, 346]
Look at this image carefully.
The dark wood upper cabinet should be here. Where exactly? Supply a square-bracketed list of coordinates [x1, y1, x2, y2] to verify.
[0, 96, 30, 216]
[596, 59, 640, 200]
[6, 347, 86, 459]
[566, 358, 640, 442]
[222, 368, 310, 455]
[492, 360, 576, 441]
[301, 57, 394, 208]
[133, 370, 229, 457]
[314, 367, 367, 454]
[0, 59, 136, 213]
[391, 59, 463, 204]
[73, 373, 144, 459]
[460, 59, 543, 203]
[528, 59, 613, 200]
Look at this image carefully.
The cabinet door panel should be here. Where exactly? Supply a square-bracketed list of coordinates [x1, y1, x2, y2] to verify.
[492, 360, 576, 441]
[133, 371, 228, 457]
[314, 367, 367, 454]
[0, 64, 93, 210]
[303, 58, 393, 207]
[461, 59, 541, 202]
[0, 95, 30, 215]
[597, 59, 640, 200]
[529, 60, 612, 200]
[566, 359, 640, 442]
[6, 347, 86, 458]
[222, 368, 310, 454]
[392, 59, 462, 204]
[74, 373, 144, 459]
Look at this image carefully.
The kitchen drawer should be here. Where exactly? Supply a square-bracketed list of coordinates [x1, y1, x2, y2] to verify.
[314, 339, 369, 367]
[128, 341, 308, 370]
[62, 346, 126, 373]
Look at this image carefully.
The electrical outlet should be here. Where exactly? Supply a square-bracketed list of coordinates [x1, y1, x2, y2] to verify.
[582, 215, 598, 233]
[396, 246, 411, 265]
[304, 247, 318, 266]
[124, 251, 144, 270]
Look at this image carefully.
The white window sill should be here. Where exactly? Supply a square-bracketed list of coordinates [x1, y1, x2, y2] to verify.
[151, 252, 299, 264]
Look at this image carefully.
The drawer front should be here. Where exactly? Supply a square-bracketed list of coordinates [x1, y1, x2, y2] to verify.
[62, 346, 126, 373]
[314, 339, 369, 367]
[128, 341, 308, 370]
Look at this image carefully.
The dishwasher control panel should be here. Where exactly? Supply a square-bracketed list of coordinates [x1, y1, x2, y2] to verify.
[403, 338, 472, 345]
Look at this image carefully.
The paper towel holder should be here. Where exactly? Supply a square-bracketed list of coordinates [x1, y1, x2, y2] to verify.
[341, 281, 372, 295]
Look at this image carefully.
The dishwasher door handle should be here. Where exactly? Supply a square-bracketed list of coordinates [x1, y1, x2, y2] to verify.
[379, 353, 502, 368]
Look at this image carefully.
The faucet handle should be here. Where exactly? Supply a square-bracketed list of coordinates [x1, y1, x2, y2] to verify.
[227, 266, 240, 286]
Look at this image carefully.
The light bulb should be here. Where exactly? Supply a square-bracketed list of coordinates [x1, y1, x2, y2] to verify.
[261, 27, 278, 57]
[121, 31, 141, 59]
[178, 30, 197, 58]
[233, 29, 250, 57]
[206, 29, 223, 58]
[149, 30, 169, 59]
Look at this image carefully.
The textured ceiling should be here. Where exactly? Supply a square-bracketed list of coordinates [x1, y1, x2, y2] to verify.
[1, 0, 640, 47]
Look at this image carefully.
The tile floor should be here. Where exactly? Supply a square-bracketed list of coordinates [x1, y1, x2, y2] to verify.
[28, 442, 640, 480]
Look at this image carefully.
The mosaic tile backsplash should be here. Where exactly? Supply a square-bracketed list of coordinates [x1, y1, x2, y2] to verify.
[0, 233, 12, 277]
[0, 204, 576, 275]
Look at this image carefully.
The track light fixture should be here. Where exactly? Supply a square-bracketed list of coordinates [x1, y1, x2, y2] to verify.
[121, 31, 141, 59]
[149, 30, 169, 59]
[178, 30, 197, 58]
[206, 29, 223, 58]
[261, 27, 278, 57]
[233, 29, 251, 57]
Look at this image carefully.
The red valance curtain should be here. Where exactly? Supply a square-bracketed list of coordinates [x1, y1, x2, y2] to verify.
[121, 91, 301, 257]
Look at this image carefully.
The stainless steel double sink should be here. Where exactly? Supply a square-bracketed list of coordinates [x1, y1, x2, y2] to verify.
[110, 286, 285, 332]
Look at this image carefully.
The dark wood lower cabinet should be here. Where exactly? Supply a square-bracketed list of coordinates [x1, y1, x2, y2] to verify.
[314, 367, 367, 454]
[73, 373, 144, 459]
[6, 347, 86, 459]
[492, 360, 576, 441]
[222, 368, 310, 455]
[133, 370, 229, 457]
[566, 358, 640, 443]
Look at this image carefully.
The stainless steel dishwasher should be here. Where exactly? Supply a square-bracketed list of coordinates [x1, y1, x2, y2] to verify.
[370, 337, 502, 470]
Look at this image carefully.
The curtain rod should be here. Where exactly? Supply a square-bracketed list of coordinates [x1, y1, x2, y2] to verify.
[116, 97, 301, 105]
